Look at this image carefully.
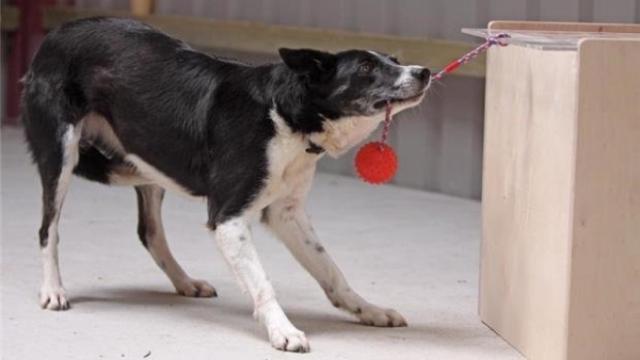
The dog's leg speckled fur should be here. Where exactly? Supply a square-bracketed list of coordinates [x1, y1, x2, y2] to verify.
[266, 198, 407, 327]
[214, 217, 309, 352]
[135, 185, 216, 297]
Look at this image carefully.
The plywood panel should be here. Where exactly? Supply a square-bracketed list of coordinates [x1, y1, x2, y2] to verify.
[489, 20, 640, 33]
[567, 38, 640, 360]
[480, 44, 578, 360]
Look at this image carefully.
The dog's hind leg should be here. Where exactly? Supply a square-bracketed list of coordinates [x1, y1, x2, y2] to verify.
[32, 123, 83, 310]
[135, 185, 216, 297]
[264, 200, 407, 327]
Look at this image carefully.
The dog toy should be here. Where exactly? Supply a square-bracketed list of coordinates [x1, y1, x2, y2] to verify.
[354, 104, 397, 184]
[355, 33, 510, 184]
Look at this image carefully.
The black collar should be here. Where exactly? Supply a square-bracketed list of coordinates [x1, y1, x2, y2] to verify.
[305, 141, 325, 154]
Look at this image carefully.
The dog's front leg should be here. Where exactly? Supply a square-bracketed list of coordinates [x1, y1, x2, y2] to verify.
[265, 201, 407, 327]
[213, 217, 310, 352]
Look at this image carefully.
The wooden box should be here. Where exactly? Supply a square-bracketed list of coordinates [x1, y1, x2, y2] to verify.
[479, 21, 640, 360]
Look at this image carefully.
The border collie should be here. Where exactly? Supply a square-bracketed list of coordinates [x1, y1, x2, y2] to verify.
[22, 17, 430, 352]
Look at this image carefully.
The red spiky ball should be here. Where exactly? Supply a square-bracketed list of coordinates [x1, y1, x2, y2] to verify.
[355, 142, 398, 184]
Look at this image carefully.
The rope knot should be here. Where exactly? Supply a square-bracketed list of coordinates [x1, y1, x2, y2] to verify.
[488, 33, 511, 47]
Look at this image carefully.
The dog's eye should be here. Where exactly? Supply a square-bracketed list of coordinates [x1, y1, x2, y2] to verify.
[389, 56, 399, 64]
[358, 61, 374, 74]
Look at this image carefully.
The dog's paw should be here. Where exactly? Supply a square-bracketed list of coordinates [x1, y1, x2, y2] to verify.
[176, 279, 217, 298]
[40, 286, 70, 311]
[268, 326, 310, 353]
[356, 306, 407, 327]
[256, 301, 310, 352]
[327, 290, 407, 327]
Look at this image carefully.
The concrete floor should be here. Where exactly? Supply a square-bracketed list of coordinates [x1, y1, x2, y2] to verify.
[1, 127, 522, 360]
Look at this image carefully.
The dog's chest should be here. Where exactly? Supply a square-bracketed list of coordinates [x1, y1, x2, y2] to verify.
[248, 112, 320, 212]
[266, 138, 316, 201]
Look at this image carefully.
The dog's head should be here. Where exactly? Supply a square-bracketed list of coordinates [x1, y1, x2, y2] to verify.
[279, 48, 430, 157]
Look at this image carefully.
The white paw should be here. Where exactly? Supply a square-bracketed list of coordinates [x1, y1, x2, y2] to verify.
[268, 325, 310, 353]
[175, 279, 217, 298]
[256, 300, 310, 352]
[40, 286, 70, 311]
[356, 306, 407, 327]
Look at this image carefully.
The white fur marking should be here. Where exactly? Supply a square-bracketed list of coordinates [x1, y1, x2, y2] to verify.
[309, 112, 385, 158]
[394, 65, 422, 86]
[240, 109, 318, 217]
[214, 216, 309, 351]
[40, 123, 82, 310]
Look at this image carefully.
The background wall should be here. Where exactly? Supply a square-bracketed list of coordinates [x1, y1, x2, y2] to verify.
[76, 0, 640, 38]
[31, 1, 640, 198]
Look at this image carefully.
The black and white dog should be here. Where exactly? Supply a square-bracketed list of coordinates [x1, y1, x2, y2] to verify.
[22, 17, 430, 352]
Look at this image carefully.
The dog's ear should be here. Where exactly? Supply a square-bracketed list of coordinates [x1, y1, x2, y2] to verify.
[279, 48, 336, 79]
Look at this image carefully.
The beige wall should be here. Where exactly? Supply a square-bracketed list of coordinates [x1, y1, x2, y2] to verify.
[75, 0, 640, 199]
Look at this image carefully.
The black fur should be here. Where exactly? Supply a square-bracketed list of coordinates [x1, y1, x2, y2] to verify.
[22, 17, 430, 233]
[135, 187, 149, 248]
[74, 145, 113, 184]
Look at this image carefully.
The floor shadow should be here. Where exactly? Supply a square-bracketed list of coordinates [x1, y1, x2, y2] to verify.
[69, 286, 511, 356]
[72, 288, 189, 306]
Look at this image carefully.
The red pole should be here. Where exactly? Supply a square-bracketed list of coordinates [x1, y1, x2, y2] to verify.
[4, 0, 57, 125]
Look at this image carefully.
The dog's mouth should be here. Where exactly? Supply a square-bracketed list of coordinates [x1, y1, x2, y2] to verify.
[373, 91, 425, 109]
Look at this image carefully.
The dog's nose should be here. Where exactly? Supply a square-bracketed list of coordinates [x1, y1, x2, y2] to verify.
[418, 68, 431, 82]
[413, 67, 431, 83]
